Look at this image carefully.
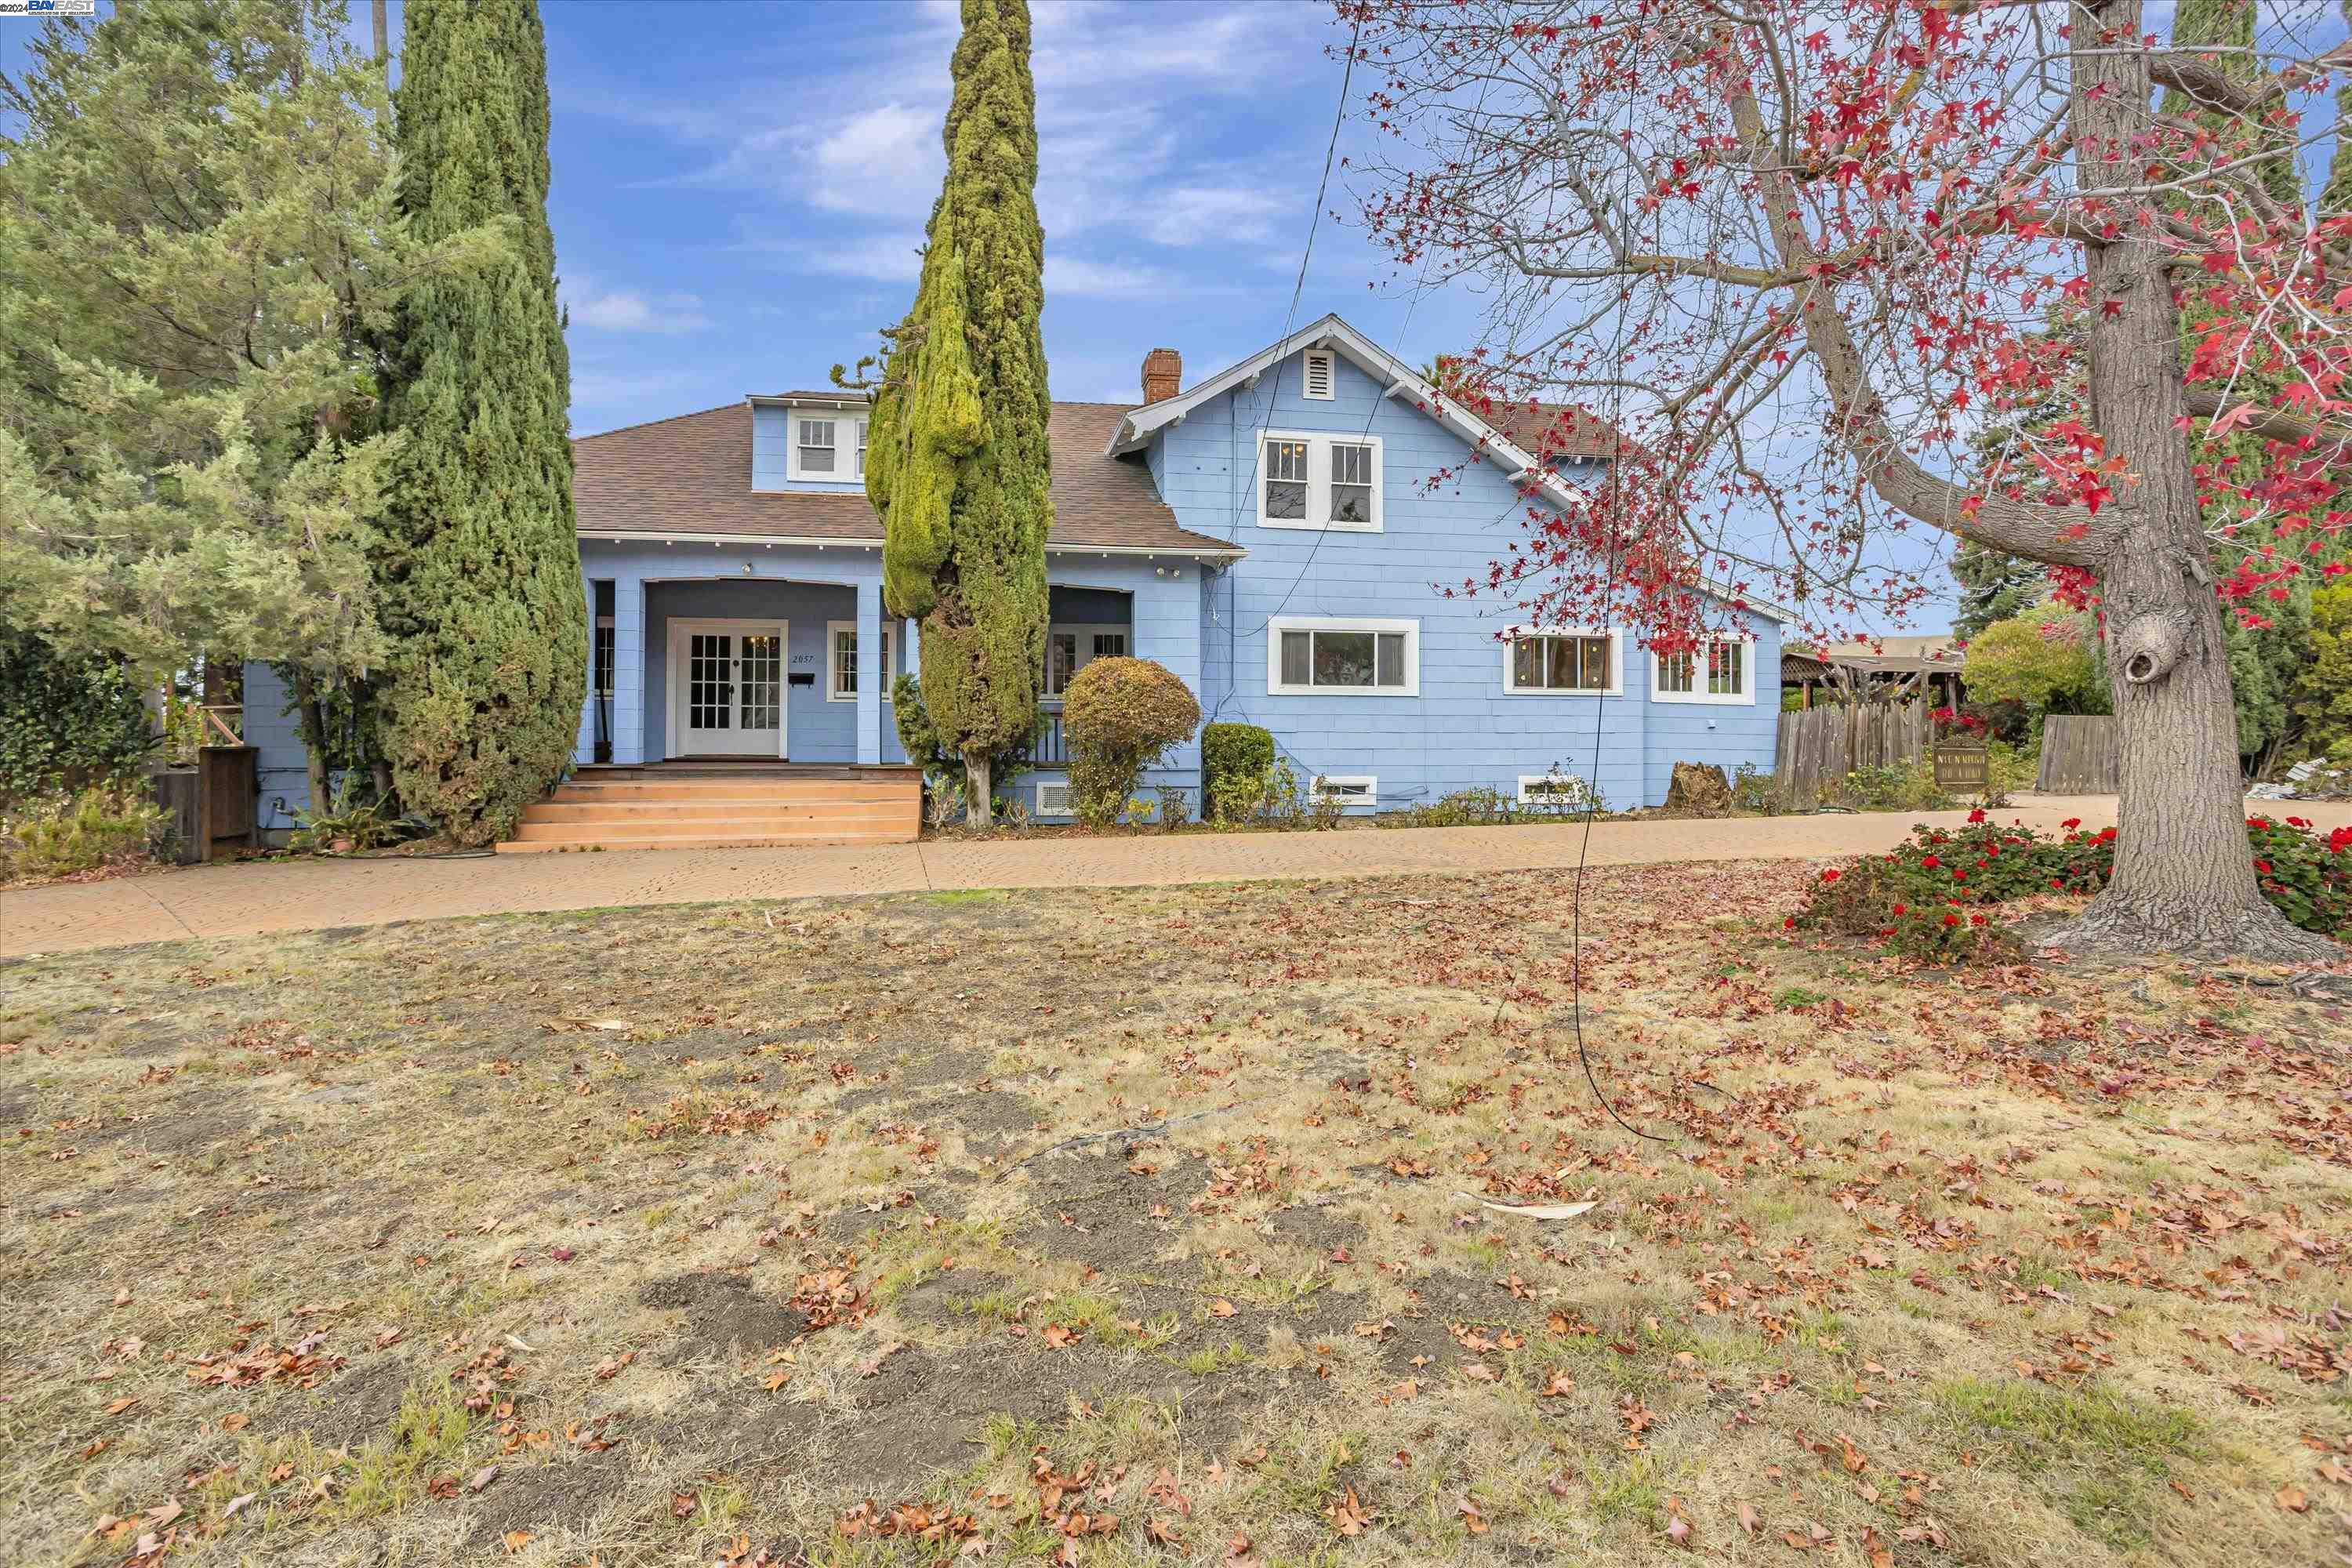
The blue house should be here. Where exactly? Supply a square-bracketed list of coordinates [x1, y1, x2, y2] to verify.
[248, 314, 1785, 844]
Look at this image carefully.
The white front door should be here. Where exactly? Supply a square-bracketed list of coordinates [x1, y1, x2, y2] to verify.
[667, 619, 787, 758]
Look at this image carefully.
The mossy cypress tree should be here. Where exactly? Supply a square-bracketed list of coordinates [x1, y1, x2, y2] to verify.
[374, 0, 584, 844]
[864, 0, 1051, 826]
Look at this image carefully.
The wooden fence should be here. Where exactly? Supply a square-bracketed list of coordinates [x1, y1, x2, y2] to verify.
[1773, 700, 1929, 807]
[2035, 715, 2120, 793]
[149, 746, 258, 864]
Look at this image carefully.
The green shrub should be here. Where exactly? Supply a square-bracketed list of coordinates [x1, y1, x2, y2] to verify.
[289, 778, 409, 854]
[0, 631, 157, 807]
[1062, 658, 1200, 828]
[1208, 755, 1343, 830]
[1730, 763, 1780, 815]
[1, 786, 173, 882]
[1796, 811, 2350, 962]
[1832, 758, 1954, 813]
[1202, 724, 1275, 822]
[894, 674, 1043, 819]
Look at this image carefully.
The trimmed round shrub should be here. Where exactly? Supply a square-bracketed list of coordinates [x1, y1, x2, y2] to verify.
[1062, 658, 1200, 826]
[1202, 723, 1275, 822]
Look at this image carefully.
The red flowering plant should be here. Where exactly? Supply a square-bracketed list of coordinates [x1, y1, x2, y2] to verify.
[2245, 816, 2352, 938]
[1798, 815, 2347, 963]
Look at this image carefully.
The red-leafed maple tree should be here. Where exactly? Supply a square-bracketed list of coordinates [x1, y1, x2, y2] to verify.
[1346, 0, 2350, 959]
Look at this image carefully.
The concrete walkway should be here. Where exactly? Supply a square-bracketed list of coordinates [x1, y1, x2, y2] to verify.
[5, 795, 2346, 959]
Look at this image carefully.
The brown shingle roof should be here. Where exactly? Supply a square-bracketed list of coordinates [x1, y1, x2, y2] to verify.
[1468, 398, 1633, 460]
[572, 401, 1239, 555]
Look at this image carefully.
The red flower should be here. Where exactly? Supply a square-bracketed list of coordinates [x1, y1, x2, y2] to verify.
[2096, 827, 2116, 843]
[2060, 818, 2081, 829]
[2049, 879, 2063, 891]
[1943, 913, 1962, 927]
[1952, 871, 1968, 884]
[1820, 867, 1842, 883]
[1784, 916, 1796, 929]
[2287, 816, 2309, 829]
[2253, 858, 2272, 873]
[1966, 808, 1987, 824]
[1969, 913, 1987, 926]
[1892, 904, 1907, 916]
[1921, 855, 1941, 869]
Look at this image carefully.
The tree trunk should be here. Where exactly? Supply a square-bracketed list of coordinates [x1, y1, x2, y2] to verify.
[372, 0, 389, 64]
[963, 747, 993, 829]
[2037, 0, 2338, 962]
[291, 668, 332, 822]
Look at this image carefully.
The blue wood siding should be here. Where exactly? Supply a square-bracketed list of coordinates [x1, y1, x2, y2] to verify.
[1147, 349, 1781, 809]
[750, 402, 866, 495]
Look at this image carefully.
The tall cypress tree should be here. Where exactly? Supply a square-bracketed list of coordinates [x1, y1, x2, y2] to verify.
[375, 0, 584, 844]
[865, 0, 1051, 826]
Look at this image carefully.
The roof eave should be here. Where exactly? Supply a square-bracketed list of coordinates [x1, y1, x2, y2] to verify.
[576, 528, 1243, 561]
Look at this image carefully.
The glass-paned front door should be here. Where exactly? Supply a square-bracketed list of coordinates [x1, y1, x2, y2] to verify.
[671, 620, 788, 757]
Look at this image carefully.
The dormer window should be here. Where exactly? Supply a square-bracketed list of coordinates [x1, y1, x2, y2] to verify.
[786, 412, 869, 481]
[797, 419, 835, 474]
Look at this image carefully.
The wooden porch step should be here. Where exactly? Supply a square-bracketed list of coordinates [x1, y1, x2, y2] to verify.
[495, 831, 913, 854]
[496, 764, 923, 854]
[549, 780, 911, 804]
[524, 800, 915, 825]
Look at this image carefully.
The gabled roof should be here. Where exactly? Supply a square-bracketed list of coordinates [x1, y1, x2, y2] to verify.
[1106, 313, 1795, 623]
[572, 400, 1242, 558]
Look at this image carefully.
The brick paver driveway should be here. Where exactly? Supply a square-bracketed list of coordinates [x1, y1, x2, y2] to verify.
[5, 795, 2346, 958]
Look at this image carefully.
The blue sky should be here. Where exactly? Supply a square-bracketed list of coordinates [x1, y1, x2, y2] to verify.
[519, 0, 1436, 437]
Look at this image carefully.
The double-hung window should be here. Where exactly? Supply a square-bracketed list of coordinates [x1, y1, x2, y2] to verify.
[1258, 432, 1383, 532]
[1652, 638, 1755, 705]
[1503, 629, 1620, 695]
[1269, 616, 1418, 697]
[789, 413, 869, 481]
[826, 622, 897, 701]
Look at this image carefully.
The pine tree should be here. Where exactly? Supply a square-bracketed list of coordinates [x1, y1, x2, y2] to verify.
[0, 0, 449, 803]
[372, 0, 584, 845]
[864, 0, 1051, 826]
[1947, 543, 2045, 641]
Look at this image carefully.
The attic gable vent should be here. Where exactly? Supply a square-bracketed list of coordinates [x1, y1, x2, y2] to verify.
[1301, 349, 1335, 400]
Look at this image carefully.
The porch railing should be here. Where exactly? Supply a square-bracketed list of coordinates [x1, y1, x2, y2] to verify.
[1018, 702, 1069, 768]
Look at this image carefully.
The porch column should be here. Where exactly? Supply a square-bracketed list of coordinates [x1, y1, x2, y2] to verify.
[904, 617, 920, 677]
[612, 577, 646, 764]
[855, 579, 882, 764]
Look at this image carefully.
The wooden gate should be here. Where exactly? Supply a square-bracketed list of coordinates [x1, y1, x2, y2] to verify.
[2035, 716, 2119, 793]
[150, 746, 258, 863]
[1773, 701, 1929, 807]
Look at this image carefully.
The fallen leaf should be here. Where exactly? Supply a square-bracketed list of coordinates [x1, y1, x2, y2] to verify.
[1737, 1500, 1761, 1536]
[502, 1530, 535, 1553]
[469, 1465, 500, 1493]
[2277, 1484, 2309, 1513]
[1209, 1298, 1237, 1319]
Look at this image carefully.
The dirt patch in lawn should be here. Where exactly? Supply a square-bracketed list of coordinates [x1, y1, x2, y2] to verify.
[5, 864, 2349, 1568]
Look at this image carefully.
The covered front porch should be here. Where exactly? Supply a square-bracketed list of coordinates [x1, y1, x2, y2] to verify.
[577, 538, 1208, 817]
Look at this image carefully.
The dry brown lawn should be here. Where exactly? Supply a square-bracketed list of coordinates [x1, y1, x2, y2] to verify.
[3, 862, 2349, 1567]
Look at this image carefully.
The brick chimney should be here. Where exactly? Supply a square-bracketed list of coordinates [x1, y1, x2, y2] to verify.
[1141, 347, 1181, 405]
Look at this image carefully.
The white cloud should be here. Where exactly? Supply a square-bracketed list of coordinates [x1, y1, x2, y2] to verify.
[1141, 184, 1285, 248]
[1044, 256, 1165, 299]
[811, 103, 943, 215]
[564, 281, 714, 336]
[730, 232, 928, 285]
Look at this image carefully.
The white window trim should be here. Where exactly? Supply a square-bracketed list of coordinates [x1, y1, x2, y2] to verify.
[1035, 779, 1074, 817]
[786, 412, 869, 482]
[1499, 626, 1624, 697]
[1267, 615, 1420, 698]
[1519, 773, 1596, 808]
[1651, 637, 1758, 706]
[1041, 622, 1131, 699]
[825, 620, 896, 702]
[1309, 774, 1377, 806]
[1256, 430, 1383, 533]
[1301, 347, 1337, 400]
